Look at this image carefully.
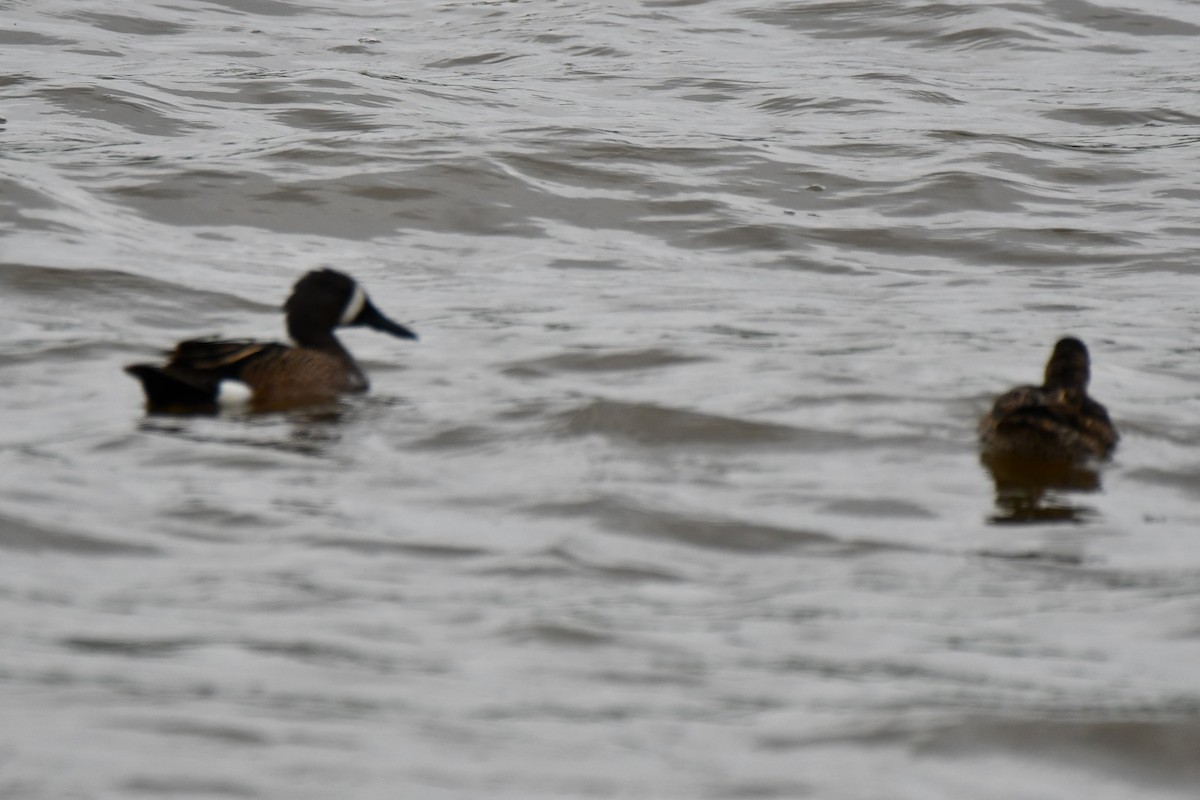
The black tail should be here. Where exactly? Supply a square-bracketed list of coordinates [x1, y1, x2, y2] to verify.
[125, 364, 218, 410]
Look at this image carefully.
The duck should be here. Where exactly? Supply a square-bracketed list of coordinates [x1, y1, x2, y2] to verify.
[126, 268, 417, 412]
[978, 337, 1117, 463]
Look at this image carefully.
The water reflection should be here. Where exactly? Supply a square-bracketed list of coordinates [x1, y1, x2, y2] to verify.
[136, 406, 346, 456]
[982, 452, 1101, 525]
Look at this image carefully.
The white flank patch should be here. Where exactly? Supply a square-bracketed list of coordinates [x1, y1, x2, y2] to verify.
[339, 283, 366, 326]
[216, 379, 253, 407]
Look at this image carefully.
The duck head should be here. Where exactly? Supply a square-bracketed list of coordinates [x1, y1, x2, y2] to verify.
[284, 268, 417, 347]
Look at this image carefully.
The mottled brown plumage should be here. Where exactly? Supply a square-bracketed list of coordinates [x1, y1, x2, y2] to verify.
[126, 269, 416, 413]
[978, 337, 1117, 463]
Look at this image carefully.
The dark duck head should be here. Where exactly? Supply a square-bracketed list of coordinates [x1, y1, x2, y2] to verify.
[1042, 336, 1090, 392]
[126, 268, 417, 413]
[284, 268, 417, 350]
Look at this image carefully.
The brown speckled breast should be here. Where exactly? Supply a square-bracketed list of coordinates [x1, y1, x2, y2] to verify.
[238, 348, 366, 409]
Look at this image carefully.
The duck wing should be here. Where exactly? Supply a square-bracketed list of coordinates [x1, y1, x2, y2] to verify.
[165, 338, 289, 375]
[980, 385, 1115, 459]
[126, 339, 290, 410]
[1077, 396, 1119, 457]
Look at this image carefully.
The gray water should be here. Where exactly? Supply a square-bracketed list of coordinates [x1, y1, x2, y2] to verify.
[4, 1, 1200, 798]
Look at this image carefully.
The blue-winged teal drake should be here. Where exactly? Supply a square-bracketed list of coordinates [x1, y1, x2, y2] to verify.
[978, 337, 1117, 463]
[126, 269, 417, 412]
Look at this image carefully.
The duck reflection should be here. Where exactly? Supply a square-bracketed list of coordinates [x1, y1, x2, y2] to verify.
[982, 452, 1100, 523]
[978, 338, 1117, 524]
[138, 404, 346, 456]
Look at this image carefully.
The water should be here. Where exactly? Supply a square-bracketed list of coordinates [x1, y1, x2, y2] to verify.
[3, 1, 1200, 797]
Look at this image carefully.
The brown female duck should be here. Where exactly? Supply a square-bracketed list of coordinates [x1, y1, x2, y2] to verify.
[979, 337, 1117, 462]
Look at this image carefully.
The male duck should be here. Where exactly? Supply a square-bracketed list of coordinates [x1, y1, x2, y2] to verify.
[126, 269, 417, 412]
[978, 337, 1117, 462]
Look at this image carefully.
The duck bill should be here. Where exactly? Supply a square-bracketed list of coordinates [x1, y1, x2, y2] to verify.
[355, 300, 418, 340]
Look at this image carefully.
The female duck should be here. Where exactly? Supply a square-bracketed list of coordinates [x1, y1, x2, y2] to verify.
[979, 337, 1117, 462]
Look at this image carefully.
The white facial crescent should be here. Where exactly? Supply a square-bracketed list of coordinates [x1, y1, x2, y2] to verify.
[339, 283, 366, 326]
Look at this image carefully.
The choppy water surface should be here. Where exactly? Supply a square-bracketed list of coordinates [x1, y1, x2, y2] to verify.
[4, 1, 1200, 797]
